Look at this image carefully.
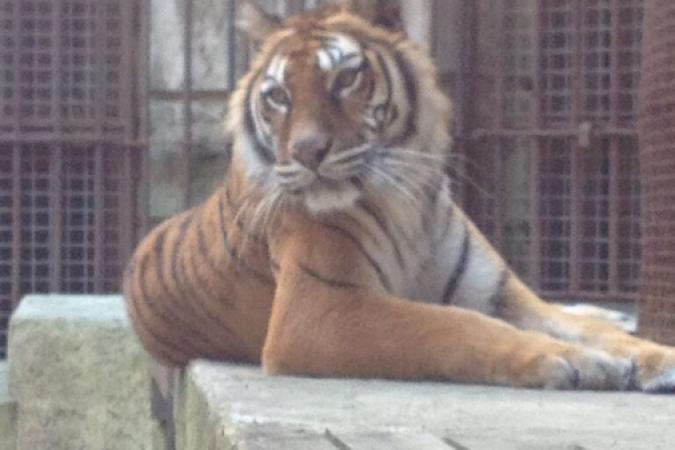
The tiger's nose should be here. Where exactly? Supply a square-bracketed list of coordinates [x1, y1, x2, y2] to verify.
[291, 136, 332, 170]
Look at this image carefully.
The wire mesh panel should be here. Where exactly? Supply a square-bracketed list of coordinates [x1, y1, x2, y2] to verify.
[638, 0, 675, 345]
[0, 0, 147, 356]
[467, 0, 643, 303]
[540, 0, 576, 126]
[0, 0, 135, 137]
[0, 146, 13, 352]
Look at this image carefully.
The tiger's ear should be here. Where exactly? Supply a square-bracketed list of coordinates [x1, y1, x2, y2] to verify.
[342, 0, 403, 32]
[236, 2, 282, 45]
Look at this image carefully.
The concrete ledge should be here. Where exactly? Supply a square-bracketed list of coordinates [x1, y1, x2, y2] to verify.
[8, 295, 157, 450]
[0, 361, 16, 450]
[179, 361, 675, 450]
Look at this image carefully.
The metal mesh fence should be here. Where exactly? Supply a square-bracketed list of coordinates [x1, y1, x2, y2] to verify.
[0, 0, 147, 356]
[465, 0, 643, 302]
[638, 0, 675, 345]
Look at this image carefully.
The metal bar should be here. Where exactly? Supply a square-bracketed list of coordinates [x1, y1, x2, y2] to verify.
[183, 0, 194, 208]
[10, 0, 22, 307]
[492, 137, 505, 251]
[10, 146, 20, 308]
[0, 135, 147, 145]
[454, 0, 478, 207]
[49, 0, 67, 293]
[150, 90, 231, 102]
[607, 137, 621, 295]
[606, 0, 622, 295]
[569, 139, 582, 293]
[138, 0, 151, 143]
[540, 290, 638, 302]
[120, 0, 135, 139]
[529, 136, 542, 290]
[572, 0, 583, 127]
[529, 0, 543, 289]
[226, 0, 238, 91]
[609, 0, 621, 127]
[457, 0, 478, 141]
[532, 0, 543, 131]
[138, 0, 152, 239]
[470, 128, 636, 139]
[93, 146, 104, 292]
[92, 0, 108, 292]
[48, 146, 63, 293]
[495, 0, 506, 130]
[120, 144, 134, 270]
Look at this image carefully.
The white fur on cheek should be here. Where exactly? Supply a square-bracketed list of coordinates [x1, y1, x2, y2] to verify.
[241, 135, 270, 179]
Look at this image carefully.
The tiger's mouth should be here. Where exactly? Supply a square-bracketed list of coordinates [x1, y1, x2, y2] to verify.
[274, 143, 372, 188]
[272, 144, 373, 213]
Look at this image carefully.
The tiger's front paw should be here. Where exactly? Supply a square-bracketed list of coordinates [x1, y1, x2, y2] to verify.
[521, 346, 634, 391]
[636, 349, 675, 393]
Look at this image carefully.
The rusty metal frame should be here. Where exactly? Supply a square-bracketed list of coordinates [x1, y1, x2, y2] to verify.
[638, 0, 675, 344]
[462, 0, 643, 303]
[0, 0, 148, 356]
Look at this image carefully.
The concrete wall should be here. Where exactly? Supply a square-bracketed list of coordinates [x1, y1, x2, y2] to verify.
[8, 295, 160, 450]
[0, 362, 16, 450]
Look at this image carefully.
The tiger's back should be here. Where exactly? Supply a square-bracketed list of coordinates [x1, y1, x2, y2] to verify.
[123, 172, 276, 366]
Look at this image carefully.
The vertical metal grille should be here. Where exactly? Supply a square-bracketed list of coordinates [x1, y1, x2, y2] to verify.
[638, 0, 675, 345]
[466, 0, 643, 302]
[0, 0, 147, 356]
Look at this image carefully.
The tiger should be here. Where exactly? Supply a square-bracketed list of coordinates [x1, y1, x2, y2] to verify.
[123, 0, 675, 392]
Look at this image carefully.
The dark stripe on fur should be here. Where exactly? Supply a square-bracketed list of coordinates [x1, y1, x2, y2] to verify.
[224, 188, 268, 246]
[217, 191, 275, 285]
[390, 51, 418, 145]
[358, 200, 406, 270]
[298, 263, 360, 290]
[245, 74, 276, 164]
[442, 224, 471, 305]
[135, 251, 199, 359]
[125, 294, 184, 365]
[373, 51, 394, 132]
[180, 214, 239, 331]
[124, 261, 188, 364]
[156, 217, 222, 355]
[320, 222, 392, 292]
[363, 58, 377, 103]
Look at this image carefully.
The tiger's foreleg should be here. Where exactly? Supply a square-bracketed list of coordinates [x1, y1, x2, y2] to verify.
[493, 274, 675, 392]
[264, 221, 633, 390]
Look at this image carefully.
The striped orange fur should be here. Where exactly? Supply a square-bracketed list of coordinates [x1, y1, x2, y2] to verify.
[124, 1, 675, 392]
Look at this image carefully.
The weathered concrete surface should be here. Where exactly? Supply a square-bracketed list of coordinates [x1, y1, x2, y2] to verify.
[8, 295, 158, 450]
[179, 361, 675, 450]
[0, 361, 16, 450]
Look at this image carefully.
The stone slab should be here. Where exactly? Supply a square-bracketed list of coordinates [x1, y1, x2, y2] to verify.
[0, 360, 16, 450]
[181, 360, 675, 450]
[8, 295, 156, 450]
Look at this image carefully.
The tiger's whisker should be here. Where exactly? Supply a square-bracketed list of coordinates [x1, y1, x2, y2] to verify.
[369, 166, 425, 213]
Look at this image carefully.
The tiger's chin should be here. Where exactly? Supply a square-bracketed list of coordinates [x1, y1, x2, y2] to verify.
[297, 180, 362, 214]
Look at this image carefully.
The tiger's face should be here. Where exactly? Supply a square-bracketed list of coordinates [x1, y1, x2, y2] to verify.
[231, 3, 451, 214]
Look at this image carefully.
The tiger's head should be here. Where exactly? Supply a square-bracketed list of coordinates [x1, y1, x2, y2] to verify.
[229, 0, 452, 214]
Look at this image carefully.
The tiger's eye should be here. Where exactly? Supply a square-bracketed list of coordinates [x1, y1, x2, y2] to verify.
[334, 68, 361, 92]
[264, 87, 289, 107]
